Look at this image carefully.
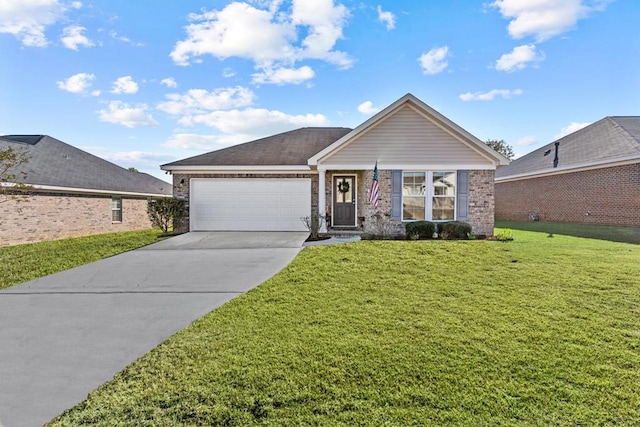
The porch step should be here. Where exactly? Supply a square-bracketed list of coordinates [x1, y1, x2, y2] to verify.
[327, 229, 363, 237]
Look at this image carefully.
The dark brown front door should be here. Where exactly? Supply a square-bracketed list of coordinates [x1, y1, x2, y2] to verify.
[333, 176, 356, 226]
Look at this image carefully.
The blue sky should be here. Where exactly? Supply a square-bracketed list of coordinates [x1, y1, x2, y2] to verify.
[1, 0, 638, 182]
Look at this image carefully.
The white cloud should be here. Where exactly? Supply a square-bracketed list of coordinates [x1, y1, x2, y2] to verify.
[181, 108, 328, 135]
[459, 88, 523, 101]
[170, 0, 352, 83]
[98, 101, 159, 128]
[161, 77, 178, 88]
[418, 46, 449, 75]
[495, 44, 544, 72]
[252, 65, 315, 85]
[554, 121, 591, 139]
[223, 68, 236, 78]
[60, 25, 93, 50]
[101, 150, 174, 164]
[110, 76, 139, 94]
[157, 86, 255, 116]
[56, 72, 96, 94]
[357, 101, 380, 115]
[491, 0, 612, 42]
[0, 0, 65, 47]
[163, 133, 249, 150]
[71, 1, 82, 9]
[515, 135, 538, 146]
[377, 6, 395, 30]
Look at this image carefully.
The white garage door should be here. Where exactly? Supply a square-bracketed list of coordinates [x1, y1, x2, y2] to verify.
[190, 178, 311, 231]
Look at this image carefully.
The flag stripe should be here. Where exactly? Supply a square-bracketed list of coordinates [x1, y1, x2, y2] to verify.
[369, 162, 379, 209]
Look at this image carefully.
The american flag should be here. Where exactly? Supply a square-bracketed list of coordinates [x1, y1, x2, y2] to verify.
[369, 161, 379, 209]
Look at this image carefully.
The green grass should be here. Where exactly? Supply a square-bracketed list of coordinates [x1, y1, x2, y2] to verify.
[497, 219, 640, 245]
[50, 230, 640, 426]
[0, 229, 163, 290]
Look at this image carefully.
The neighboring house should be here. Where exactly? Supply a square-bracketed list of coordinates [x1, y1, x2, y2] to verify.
[0, 135, 172, 246]
[161, 94, 509, 236]
[495, 117, 640, 226]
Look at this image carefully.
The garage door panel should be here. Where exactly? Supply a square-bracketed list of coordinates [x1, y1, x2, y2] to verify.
[191, 178, 311, 231]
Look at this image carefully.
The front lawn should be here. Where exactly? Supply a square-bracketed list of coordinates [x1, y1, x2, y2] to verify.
[0, 229, 163, 290]
[50, 230, 640, 426]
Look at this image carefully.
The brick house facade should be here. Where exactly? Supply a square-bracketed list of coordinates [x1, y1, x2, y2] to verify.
[0, 135, 172, 247]
[1, 193, 154, 246]
[496, 163, 640, 226]
[495, 116, 640, 227]
[163, 94, 509, 236]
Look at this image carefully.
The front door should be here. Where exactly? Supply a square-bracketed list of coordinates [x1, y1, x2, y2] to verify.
[333, 176, 356, 226]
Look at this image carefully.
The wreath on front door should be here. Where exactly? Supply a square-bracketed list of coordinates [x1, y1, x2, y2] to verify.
[337, 179, 350, 194]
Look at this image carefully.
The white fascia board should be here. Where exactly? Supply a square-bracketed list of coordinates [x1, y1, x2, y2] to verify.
[162, 165, 311, 173]
[0, 182, 171, 197]
[495, 155, 640, 182]
[318, 163, 496, 171]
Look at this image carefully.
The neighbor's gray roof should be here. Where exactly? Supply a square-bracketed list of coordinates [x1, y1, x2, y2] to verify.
[496, 116, 640, 179]
[162, 127, 353, 168]
[0, 135, 171, 195]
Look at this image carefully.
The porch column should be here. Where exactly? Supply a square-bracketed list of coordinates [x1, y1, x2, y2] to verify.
[318, 169, 327, 232]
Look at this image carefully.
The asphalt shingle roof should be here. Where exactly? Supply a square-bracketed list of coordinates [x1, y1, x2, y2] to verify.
[0, 135, 171, 195]
[162, 127, 353, 167]
[496, 117, 640, 179]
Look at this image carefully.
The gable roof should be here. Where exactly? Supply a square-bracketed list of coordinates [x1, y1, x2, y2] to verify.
[0, 135, 171, 196]
[161, 127, 352, 171]
[308, 93, 510, 167]
[496, 117, 640, 180]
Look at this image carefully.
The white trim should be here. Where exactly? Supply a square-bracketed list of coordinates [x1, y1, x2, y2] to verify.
[309, 93, 510, 167]
[162, 165, 311, 172]
[318, 170, 327, 232]
[318, 163, 495, 171]
[0, 182, 170, 198]
[495, 155, 640, 182]
[331, 174, 358, 228]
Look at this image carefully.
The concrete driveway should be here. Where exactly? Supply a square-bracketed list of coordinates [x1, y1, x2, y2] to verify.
[0, 231, 308, 427]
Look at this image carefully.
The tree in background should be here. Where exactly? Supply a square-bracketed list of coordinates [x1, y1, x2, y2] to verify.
[128, 167, 139, 172]
[1, 146, 31, 204]
[485, 139, 515, 160]
[147, 198, 186, 233]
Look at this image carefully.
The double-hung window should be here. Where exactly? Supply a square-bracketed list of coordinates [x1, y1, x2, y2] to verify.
[402, 171, 456, 221]
[112, 197, 122, 222]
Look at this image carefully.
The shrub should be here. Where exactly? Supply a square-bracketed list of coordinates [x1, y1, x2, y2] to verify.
[300, 213, 326, 240]
[147, 197, 186, 233]
[405, 221, 436, 240]
[438, 221, 472, 240]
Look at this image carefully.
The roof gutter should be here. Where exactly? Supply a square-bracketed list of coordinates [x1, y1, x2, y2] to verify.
[161, 165, 312, 173]
[496, 154, 640, 182]
[0, 182, 171, 198]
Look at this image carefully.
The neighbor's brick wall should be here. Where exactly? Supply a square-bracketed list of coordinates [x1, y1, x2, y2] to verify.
[495, 163, 640, 226]
[0, 192, 153, 247]
[172, 173, 315, 232]
[468, 170, 496, 236]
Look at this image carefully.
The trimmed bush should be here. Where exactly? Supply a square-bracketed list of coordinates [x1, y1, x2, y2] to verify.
[405, 221, 436, 240]
[438, 221, 473, 240]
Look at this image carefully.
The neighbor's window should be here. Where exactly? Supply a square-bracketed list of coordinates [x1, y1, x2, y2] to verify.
[112, 197, 122, 222]
[402, 171, 456, 221]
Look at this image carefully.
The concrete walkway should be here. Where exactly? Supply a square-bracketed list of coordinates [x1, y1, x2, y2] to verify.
[0, 232, 308, 427]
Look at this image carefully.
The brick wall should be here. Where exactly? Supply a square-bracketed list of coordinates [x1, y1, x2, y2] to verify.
[468, 170, 495, 236]
[0, 192, 153, 247]
[495, 163, 640, 226]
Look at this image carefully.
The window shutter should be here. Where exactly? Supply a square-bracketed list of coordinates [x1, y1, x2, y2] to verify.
[391, 170, 402, 220]
[457, 170, 469, 221]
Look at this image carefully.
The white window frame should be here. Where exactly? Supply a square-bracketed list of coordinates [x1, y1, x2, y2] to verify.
[402, 171, 456, 222]
[112, 197, 122, 223]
